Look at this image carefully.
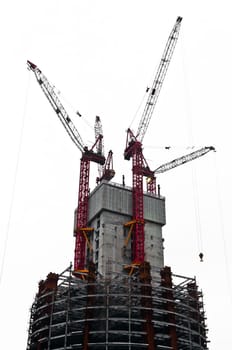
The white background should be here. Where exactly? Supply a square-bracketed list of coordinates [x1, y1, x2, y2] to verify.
[0, 1, 231, 348]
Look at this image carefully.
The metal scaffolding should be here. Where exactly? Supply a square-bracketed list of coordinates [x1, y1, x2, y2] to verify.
[27, 263, 208, 350]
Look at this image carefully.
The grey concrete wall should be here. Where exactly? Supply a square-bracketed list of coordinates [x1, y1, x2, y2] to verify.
[87, 181, 166, 277]
[88, 181, 166, 224]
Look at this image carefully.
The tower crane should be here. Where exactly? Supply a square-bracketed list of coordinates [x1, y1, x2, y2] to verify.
[123, 146, 215, 267]
[27, 60, 105, 275]
[94, 116, 115, 183]
[124, 17, 183, 266]
[97, 150, 115, 183]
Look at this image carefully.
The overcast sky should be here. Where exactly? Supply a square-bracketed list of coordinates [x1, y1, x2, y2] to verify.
[0, 1, 231, 348]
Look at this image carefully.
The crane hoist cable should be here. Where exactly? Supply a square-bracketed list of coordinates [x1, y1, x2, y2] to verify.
[0, 71, 31, 285]
[154, 146, 216, 263]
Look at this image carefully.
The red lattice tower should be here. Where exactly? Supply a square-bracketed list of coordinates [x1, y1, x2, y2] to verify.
[124, 17, 182, 267]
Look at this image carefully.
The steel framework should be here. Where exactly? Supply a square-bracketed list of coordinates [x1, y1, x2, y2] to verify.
[27, 263, 208, 350]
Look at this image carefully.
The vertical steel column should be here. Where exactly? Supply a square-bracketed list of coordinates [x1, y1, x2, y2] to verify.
[160, 266, 178, 349]
[83, 262, 96, 350]
[64, 266, 72, 349]
[139, 262, 156, 350]
[187, 281, 208, 348]
[36, 273, 59, 350]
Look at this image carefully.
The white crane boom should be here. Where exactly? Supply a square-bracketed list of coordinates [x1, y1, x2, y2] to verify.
[94, 116, 104, 156]
[136, 16, 182, 142]
[154, 146, 215, 174]
[27, 60, 86, 153]
[94, 116, 104, 179]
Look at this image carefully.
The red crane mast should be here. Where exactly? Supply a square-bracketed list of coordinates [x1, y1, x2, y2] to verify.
[27, 61, 105, 274]
[124, 17, 182, 266]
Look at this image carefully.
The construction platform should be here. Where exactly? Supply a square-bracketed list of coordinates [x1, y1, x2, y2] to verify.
[27, 263, 208, 350]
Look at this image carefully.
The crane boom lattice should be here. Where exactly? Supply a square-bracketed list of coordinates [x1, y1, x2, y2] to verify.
[137, 16, 182, 142]
[27, 61, 85, 152]
[154, 146, 215, 174]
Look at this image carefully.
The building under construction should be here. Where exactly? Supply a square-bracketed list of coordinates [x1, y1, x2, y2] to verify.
[26, 16, 210, 350]
[27, 181, 208, 349]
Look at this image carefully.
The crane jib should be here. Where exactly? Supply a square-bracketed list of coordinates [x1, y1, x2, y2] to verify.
[154, 146, 215, 174]
[136, 16, 182, 143]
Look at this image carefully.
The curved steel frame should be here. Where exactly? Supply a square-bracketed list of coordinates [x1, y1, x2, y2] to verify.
[27, 265, 208, 350]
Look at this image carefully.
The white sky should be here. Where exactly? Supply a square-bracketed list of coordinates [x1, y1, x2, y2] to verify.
[0, 1, 231, 348]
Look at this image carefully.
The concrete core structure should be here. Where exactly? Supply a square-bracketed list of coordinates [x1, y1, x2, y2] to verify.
[87, 181, 165, 278]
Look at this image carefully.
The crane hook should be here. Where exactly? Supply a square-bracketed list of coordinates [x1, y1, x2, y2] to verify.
[199, 252, 204, 262]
